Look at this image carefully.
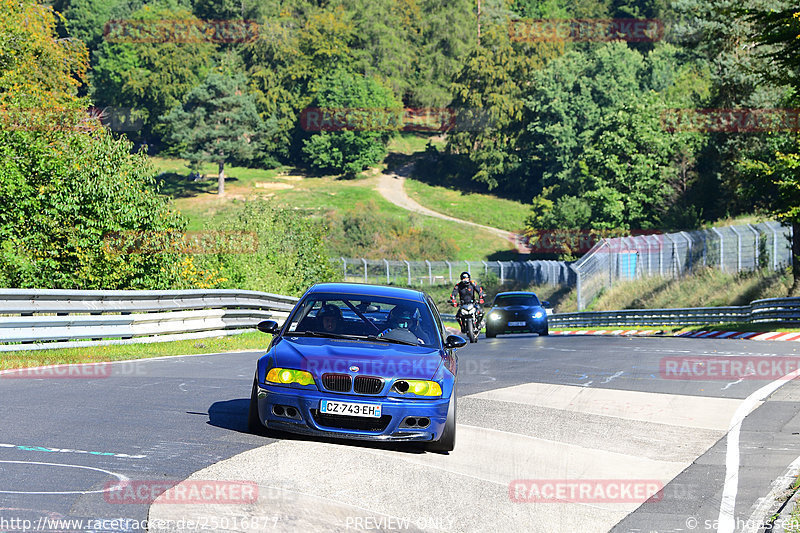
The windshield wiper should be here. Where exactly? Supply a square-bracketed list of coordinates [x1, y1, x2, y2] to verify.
[291, 331, 356, 340]
[363, 335, 420, 346]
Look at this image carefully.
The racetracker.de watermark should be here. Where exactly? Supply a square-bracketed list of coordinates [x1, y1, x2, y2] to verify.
[298, 107, 494, 133]
[103, 19, 259, 43]
[509, 479, 663, 503]
[1, 361, 147, 379]
[660, 356, 800, 380]
[102, 230, 259, 255]
[660, 108, 800, 133]
[104, 480, 258, 504]
[524, 229, 663, 254]
[509, 18, 664, 42]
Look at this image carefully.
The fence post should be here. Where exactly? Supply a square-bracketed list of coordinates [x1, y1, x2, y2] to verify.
[702, 231, 707, 267]
[769, 223, 779, 270]
[384, 259, 390, 285]
[731, 226, 743, 272]
[341, 257, 347, 279]
[362, 258, 368, 283]
[425, 260, 432, 285]
[404, 260, 411, 286]
[680, 232, 692, 274]
[746, 224, 760, 270]
[445, 261, 452, 283]
[711, 227, 724, 272]
[482, 260, 488, 278]
[499, 262, 505, 284]
[664, 234, 678, 278]
[572, 263, 583, 310]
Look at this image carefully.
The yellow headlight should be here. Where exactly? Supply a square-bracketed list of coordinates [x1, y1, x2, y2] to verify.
[395, 379, 442, 397]
[266, 368, 314, 386]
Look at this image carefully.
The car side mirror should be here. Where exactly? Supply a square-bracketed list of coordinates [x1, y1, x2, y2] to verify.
[542, 301, 551, 308]
[257, 320, 280, 334]
[444, 335, 467, 349]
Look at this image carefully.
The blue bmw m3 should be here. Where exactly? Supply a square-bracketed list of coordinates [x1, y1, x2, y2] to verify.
[248, 283, 467, 452]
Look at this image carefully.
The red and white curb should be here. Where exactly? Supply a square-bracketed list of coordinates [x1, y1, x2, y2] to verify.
[551, 329, 800, 342]
[552, 329, 659, 337]
[676, 330, 800, 341]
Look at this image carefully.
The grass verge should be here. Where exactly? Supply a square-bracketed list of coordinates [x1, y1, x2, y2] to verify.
[403, 178, 531, 232]
[1, 331, 270, 371]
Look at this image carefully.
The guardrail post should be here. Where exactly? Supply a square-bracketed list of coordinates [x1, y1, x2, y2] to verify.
[731, 226, 743, 272]
[384, 259, 390, 285]
[711, 227, 724, 272]
[445, 260, 452, 283]
[404, 260, 411, 286]
[425, 260, 432, 285]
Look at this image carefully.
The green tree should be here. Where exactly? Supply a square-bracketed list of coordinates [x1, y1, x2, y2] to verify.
[196, 200, 338, 295]
[162, 73, 267, 195]
[300, 69, 402, 176]
[738, 7, 800, 288]
[445, 23, 563, 193]
[243, 6, 355, 160]
[91, 0, 216, 145]
[0, 126, 191, 289]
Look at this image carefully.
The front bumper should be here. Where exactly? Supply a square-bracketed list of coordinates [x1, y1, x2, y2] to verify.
[255, 383, 450, 442]
[488, 317, 548, 334]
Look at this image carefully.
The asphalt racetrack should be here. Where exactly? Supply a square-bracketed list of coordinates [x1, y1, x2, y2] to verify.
[2, 335, 800, 532]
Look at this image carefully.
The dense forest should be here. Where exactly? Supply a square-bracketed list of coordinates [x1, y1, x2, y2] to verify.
[2, 0, 800, 290]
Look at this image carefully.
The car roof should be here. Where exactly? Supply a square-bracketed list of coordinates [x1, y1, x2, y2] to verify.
[306, 283, 427, 302]
[494, 291, 539, 298]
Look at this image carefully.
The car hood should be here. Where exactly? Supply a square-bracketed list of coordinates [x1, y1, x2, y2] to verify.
[493, 305, 542, 312]
[272, 336, 443, 380]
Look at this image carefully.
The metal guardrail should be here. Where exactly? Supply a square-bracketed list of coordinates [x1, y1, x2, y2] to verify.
[548, 296, 800, 328]
[0, 289, 298, 352]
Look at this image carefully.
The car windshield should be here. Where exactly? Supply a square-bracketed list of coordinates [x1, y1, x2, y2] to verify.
[285, 293, 439, 347]
[493, 295, 540, 307]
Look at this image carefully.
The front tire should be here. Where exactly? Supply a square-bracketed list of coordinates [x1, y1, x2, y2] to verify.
[540, 327, 549, 336]
[486, 328, 496, 338]
[428, 390, 456, 453]
[466, 319, 477, 343]
[248, 375, 270, 436]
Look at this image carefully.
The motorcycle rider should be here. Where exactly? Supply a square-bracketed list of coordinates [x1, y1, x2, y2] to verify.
[450, 271, 486, 330]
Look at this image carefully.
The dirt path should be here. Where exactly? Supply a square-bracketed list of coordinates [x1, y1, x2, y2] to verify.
[375, 162, 530, 252]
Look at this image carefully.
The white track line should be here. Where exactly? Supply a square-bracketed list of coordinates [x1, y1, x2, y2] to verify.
[717, 369, 800, 533]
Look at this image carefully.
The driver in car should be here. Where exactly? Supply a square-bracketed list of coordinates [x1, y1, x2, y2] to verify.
[317, 304, 343, 333]
[378, 305, 427, 344]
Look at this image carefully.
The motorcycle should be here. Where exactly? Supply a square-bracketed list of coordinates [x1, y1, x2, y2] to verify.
[456, 302, 483, 343]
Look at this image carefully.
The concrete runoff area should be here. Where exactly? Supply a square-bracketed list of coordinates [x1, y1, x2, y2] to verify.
[149, 382, 750, 532]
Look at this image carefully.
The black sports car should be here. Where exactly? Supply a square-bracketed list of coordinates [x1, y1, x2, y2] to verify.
[484, 291, 550, 338]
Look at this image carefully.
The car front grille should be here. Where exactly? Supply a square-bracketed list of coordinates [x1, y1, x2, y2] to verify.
[311, 410, 391, 432]
[322, 373, 352, 392]
[353, 376, 383, 394]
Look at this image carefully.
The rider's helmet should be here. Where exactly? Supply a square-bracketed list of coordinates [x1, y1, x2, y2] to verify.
[460, 271, 471, 283]
[388, 305, 418, 329]
[317, 304, 342, 331]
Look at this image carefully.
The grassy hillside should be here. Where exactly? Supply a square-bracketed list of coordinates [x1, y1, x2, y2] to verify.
[403, 178, 531, 232]
[151, 156, 516, 261]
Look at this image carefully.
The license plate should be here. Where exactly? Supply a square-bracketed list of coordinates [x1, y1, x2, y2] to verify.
[320, 400, 381, 418]
[509, 321, 526, 327]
